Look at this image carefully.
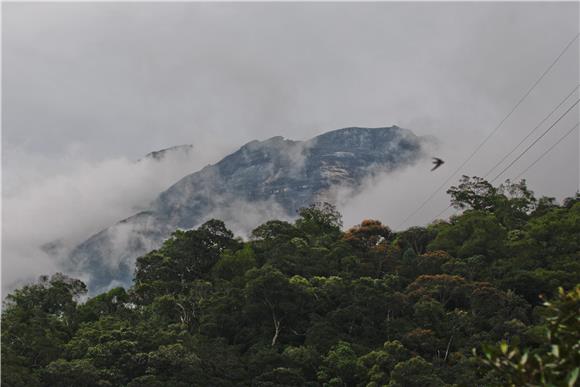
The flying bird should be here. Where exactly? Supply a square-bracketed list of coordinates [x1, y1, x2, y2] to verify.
[431, 157, 444, 171]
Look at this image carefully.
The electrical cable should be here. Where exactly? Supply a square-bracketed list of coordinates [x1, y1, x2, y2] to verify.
[490, 98, 579, 183]
[483, 84, 579, 179]
[396, 33, 580, 229]
[514, 122, 579, 180]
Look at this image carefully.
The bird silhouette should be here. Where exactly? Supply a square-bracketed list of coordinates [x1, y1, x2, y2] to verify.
[431, 157, 444, 171]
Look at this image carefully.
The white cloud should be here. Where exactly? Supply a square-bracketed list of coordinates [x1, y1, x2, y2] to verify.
[2, 2, 578, 294]
[2, 145, 211, 294]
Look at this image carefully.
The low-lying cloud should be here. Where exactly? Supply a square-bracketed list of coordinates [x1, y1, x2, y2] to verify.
[2, 145, 215, 294]
[3, 2, 578, 295]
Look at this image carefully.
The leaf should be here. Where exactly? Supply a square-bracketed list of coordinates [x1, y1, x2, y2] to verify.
[568, 368, 579, 387]
[500, 341, 508, 355]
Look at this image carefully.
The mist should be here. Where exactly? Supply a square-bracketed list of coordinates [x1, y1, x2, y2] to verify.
[2, 145, 215, 293]
[3, 2, 579, 294]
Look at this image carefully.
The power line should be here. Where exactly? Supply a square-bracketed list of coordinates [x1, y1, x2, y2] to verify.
[396, 32, 580, 229]
[431, 119, 579, 222]
[483, 84, 579, 179]
[431, 204, 453, 222]
[429, 101, 579, 224]
[490, 98, 579, 183]
[514, 122, 579, 180]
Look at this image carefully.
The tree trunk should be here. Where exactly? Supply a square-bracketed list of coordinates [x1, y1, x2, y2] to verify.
[271, 313, 281, 346]
[444, 335, 454, 361]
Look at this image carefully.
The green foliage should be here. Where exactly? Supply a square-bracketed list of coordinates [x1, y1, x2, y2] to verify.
[357, 340, 411, 385]
[41, 359, 107, 387]
[2, 178, 578, 386]
[387, 356, 446, 386]
[317, 341, 363, 386]
[133, 219, 238, 303]
[448, 176, 536, 227]
[1, 273, 86, 385]
[479, 286, 580, 387]
[252, 220, 303, 241]
[428, 210, 507, 258]
[77, 287, 129, 323]
[282, 346, 320, 380]
[296, 202, 343, 244]
[244, 266, 314, 347]
[395, 226, 436, 255]
[213, 244, 257, 281]
[253, 367, 306, 387]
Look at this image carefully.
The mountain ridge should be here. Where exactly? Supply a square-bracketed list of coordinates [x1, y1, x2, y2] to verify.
[67, 126, 428, 292]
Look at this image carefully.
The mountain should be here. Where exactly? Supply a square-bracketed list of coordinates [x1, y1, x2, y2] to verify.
[67, 126, 428, 292]
[141, 144, 194, 162]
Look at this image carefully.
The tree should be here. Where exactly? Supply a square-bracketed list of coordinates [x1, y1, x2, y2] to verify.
[133, 219, 238, 302]
[244, 266, 313, 347]
[317, 341, 363, 386]
[2, 182, 578, 387]
[478, 286, 580, 387]
[496, 179, 537, 228]
[343, 219, 391, 250]
[213, 245, 257, 281]
[138, 344, 205, 386]
[428, 210, 507, 259]
[253, 367, 306, 387]
[357, 340, 411, 386]
[77, 287, 129, 323]
[1, 273, 87, 384]
[149, 280, 213, 331]
[395, 226, 436, 255]
[342, 220, 393, 277]
[447, 175, 500, 212]
[470, 283, 529, 324]
[282, 346, 321, 381]
[62, 315, 153, 385]
[402, 328, 442, 359]
[387, 356, 446, 387]
[447, 176, 537, 228]
[41, 359, 107, 387]
[252, 220, 302, 241]
[407, 274, 469, 309]
[414, 250, 451, 276]
[562, 192, 580, 209]
[296, 202, 343, 243]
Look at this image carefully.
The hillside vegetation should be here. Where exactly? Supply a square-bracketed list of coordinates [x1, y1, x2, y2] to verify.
[2, 176, 579, 386]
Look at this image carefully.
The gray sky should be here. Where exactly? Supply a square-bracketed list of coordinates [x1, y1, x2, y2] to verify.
[2, 2, 579, 291]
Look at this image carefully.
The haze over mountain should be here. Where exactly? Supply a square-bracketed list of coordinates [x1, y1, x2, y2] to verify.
[141, 144, 195, 162]
[4, 2, 578, 298]
[2, 142, 203, 295]
[67, 126, 428, 292]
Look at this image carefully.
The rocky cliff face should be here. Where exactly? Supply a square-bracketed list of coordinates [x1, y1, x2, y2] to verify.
[68, 126, 427, 292]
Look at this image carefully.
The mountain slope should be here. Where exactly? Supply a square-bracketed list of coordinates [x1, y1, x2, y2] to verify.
[68, 126, 428, 291]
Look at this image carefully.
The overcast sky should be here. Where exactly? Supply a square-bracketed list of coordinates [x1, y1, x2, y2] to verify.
[2, 2, 579, 292]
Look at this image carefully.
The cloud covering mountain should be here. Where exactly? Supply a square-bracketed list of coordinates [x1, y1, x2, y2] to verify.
[3, 2, 578, 296]
[2, 144, 204, 295]
[66, 126, 428, 292]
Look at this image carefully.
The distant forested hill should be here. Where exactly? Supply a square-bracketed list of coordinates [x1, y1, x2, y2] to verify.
[2, 176, 579, 387]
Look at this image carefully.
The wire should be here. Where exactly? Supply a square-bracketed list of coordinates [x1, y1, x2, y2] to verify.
[396, 33, 580, 229]
[514, 122, 579, 180]
[490, 98, 579, 183]
[483, 84, 579, 179]
[431, 204, 453, 222]
[429, 104, 579, 223]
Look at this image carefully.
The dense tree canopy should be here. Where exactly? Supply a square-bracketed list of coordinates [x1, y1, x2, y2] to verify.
[2, 178, 579, 386]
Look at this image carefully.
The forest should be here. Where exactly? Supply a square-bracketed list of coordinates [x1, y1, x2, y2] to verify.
[2, 176, 579, 387]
